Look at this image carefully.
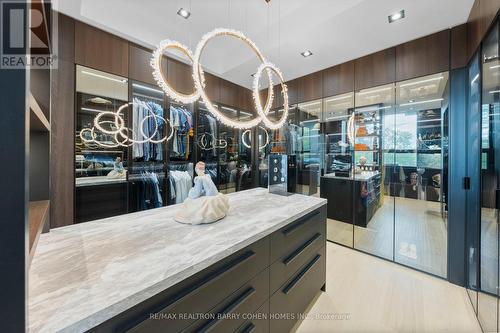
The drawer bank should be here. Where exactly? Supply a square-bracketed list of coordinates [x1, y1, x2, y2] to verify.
[29, 188, 327, 333]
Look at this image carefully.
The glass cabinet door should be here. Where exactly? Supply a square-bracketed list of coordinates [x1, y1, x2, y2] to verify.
[478, 20, 499, 333]
[322, 92, 355, 247]
[74, 65, 130, 223]
[394, 72, 449, 277]
[196, 101, 218, 186]
[237, 109, 254, 191]
[218, 105, 239, 194]
[353, 83, 395, 261]
[467, 51, 482, 313]
[296, 99, 323, 196]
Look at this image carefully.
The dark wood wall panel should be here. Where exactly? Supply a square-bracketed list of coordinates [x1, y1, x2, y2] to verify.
[272, 84, 284, 109]
[129, 44, 156, 85]
[167, 58, 195, 96]
[322, 61, 354, 97]
[220, 79, 238, 107]
[286, 79, 298, 105]
[396, 30, 450, 81]
[58, 14, 75, 62]
[480, 0, 500, 37]
[354, 48, 395, 90]
[298, 71, 323, 103]
[51, 13, 75, 228]
[238, 86, 253, 111]
[468, 0, 482, 58]
[74, 21, 129, 77]
[467, 0, 500, 60]
[451, 24, 468, 69]
[205, 73, 221, 103]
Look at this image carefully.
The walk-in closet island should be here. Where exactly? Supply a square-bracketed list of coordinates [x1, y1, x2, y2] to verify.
[29, 188, 327, 333]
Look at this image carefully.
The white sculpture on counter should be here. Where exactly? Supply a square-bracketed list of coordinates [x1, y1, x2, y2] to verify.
[106, 157, 127, 179]
[174, 161, 229, 225]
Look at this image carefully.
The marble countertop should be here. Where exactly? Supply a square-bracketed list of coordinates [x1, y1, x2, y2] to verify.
[75, 176, 127, 187]
[322, 170, 379, 181]
[29, 188, 326, 333]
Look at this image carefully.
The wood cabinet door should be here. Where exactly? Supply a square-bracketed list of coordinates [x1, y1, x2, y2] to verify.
[354, 48, 395, 90]
[298, 71, 323, 103]
[322, 61, 354, 97]
[75, 21, 129, 77]
[129, 44, 158, 85]
[220, 79, 238, 107]
[451, 24, 467, 70]
[396, 30, 450, 81]
[167, 58, 196, 96]
[205, 73, 221, 103]
[467, 0, 482, 60]
[238, 86, 254, 112]
[286, 79, 298, 105]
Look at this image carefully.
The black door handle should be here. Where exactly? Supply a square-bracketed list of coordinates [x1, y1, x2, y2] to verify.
[463, 177, 470, 190]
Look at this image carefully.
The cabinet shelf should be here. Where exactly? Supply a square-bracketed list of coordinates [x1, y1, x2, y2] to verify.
[29, 200, 49, 264]
[29, 92, 50, 131]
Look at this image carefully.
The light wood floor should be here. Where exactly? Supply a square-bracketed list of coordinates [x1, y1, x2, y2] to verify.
[327, 196, 448, 277]
[296, 243, 481, 333]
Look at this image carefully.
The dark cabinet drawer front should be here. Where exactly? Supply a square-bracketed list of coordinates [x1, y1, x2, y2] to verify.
[270, 246, 326, 333]
[235, 301, 270, 333]
[126, 238, 269, 333]
[183, 268, 269, 333]
[270, 206, 326, 264]
[270, 229, 325, 294]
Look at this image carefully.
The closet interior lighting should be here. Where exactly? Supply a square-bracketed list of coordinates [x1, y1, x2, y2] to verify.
[81, 70, 127, 83]
[400, 98, 444, 106]
[132, 83, 164, 94]
[357, 87, 392, 95]
[399, 76, 443, 87]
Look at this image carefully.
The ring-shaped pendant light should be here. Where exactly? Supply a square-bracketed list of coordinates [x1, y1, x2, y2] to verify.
[241, 126, 270, 150]
[150, 28, 289, 130]
[192, 28, 274, 129]
[150, 40, 201, 104]
[252, 62, 289, 130]
[80, 102, 174, 148]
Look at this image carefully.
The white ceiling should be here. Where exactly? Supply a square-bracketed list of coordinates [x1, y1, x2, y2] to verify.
[54, 0, 474, 89]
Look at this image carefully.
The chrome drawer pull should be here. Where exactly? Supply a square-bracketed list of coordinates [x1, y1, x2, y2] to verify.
[282, 210, 320, 236]
[283, 233, 321, 266]
[198, 287, 256, 333]
[282, 254, 321, 295]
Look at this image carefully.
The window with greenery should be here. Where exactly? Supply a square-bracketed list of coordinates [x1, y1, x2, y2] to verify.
[382, 112, 417, 167]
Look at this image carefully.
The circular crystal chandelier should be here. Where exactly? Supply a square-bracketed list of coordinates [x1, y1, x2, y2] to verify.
[80, 102, 174, 148]
[150, 28, 289, 130]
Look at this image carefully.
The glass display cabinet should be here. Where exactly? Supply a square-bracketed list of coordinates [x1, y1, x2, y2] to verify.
[128, 81, 168, 212]
[218, 105, 240, 194]
[296, 99, 323, 196]
[352, 83, 394, 260]
[74, 65, 130, 222]
[196, 100, 219, 185]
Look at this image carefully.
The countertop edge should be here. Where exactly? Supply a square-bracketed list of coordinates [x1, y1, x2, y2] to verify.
[60, 199, 327, 333]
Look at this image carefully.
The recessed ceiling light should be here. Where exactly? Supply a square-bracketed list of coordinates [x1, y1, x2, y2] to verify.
[388, 10, 405, 23]
[177, 8, 191, 19]
[301, 50, 313, 57]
